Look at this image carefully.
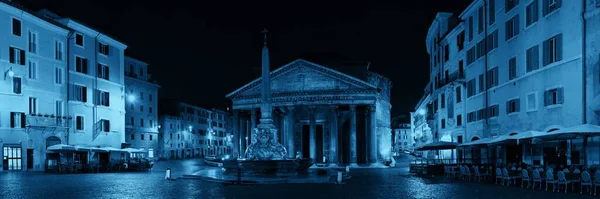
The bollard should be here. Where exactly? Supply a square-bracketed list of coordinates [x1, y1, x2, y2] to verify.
[165, 168, 172, 180]
[345, 166, 350, 172]
[337, 171, 342, 184]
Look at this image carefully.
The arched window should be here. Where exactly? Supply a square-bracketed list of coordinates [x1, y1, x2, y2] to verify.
[45, 136, 61, 149]
[471, 137, 480, 141]
[509, 132, 518, 136]
[547, 128, 560, 133]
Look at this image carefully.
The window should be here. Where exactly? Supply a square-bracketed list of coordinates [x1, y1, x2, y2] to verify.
[457, 31, 465, 51]
[55, 101, 63, 116]
[544, 88, 564, 106]
[99, 43, 109, 55]
[467, 79, 476, 97]
[487, 67, 499, 88]
[75, 33, 84, 47]
[12, 18, 21, 36]
[28, 97, 37, 114]
[28, 31, 38, 53]
[488, 105, 499, 118]
[441, 94, 446, 109]
[543, 0, 561, 16]
[141, 134, 145, 140]
[456, 86, 462, 103]
[100, 119, 110, 132]
[506, 98, 520, 114]
[149, 94, 153, 101]
[506, 0, 519, 12]
[467, 111, 477, 123]
[150, 135, 153, 141]
[140, 92, 144, 100]
[476, 39, 486, 58]
[28, 61, 37, 80]
[509, 57, 517, 80]
[131, 133, 135, 140]
[140, 105, 144, 112]
[13, 77, 22, 94]
[526, 45, 540, 72]
[467, 47, 476, 65]
[487, 30, 498, 52]
[9, 47, 25, 65]
[95, 90, 110, 106]
[443, 45, 449, 63]
[456, 115, 462, 126]
[489, 0, 496, 25]
[76, 116, 84, 130]
[55, 67, 63, 84]
[526, 0, 539, 27]
[72, 84, 87, 102]
[479, 74, 485, 93]
[441, 119, 446, 129]
[139, 67, 144, 77]
[10, 112, 25, 128]
[505, 15, 520, 41]
[140, 119, 144, 127]
[478, 6, 484, 34]
[149, 119, 153, 128]
[55, 41, 64, 61]
[468, 16, 473, 42]
[97, 64, 109, 80]
[527, 92, 538, 111]
[543, 33, 562, 66]
[149, 107, 153, 113]
[75, 57, 89, 74]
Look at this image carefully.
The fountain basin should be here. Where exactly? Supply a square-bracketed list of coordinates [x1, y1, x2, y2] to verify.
[222, 158, 313, 176]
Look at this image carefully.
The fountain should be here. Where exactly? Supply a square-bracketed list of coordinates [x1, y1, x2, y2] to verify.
[221, 29, 313, 177]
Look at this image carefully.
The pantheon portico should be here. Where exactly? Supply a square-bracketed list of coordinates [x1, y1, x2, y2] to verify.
[226, 59, 393, 166]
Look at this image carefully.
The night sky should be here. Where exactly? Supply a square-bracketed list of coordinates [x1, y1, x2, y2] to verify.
[22, 0, 472, 117]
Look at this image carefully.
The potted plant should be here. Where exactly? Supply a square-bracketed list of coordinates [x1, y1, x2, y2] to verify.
[44, 114, 50, 117]
[62, 116, 68, 119]
[67, 116, 73, 119]
[31, 113, 37, 116]
[50, 114, 55, 118]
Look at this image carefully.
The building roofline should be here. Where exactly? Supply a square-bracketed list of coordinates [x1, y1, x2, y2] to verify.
[56, 18, 127, 50]
[0, 1, 69, 35]
[458, 0, 483, 19]
[124, 76, 161, 88]
[125, 56, 149, 66]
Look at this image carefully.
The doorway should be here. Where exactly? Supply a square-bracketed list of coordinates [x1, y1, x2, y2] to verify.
[301, 125, 310, 158]
[340, 120, 350, 164]
[316, 124, 323, 163]
[27, 149, 33, 169]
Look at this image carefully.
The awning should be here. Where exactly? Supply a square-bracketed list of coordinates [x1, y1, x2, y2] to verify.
[458, 137, 496, 147]
[75, 146, 108, 152]
[122, 148, 145, 153]
[416, 141, 458, 151]
[47, 144, 75, 151]
[535, 124, 600, 141]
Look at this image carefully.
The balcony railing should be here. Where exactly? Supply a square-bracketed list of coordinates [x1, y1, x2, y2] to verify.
[438, 71, 465, 89]
[26, 114, 71, 128]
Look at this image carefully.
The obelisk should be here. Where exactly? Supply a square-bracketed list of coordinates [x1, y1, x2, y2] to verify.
[256, 28, 275, 132]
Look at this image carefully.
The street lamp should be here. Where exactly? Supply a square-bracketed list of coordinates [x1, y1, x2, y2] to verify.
[127, 94, 136, 103]
[418, 108, 427, 116]
[245, 136, 249, 148]
[4, 67, 14, 80]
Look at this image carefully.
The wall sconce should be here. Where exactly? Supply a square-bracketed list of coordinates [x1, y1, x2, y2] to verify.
[4, 67, 14, 80]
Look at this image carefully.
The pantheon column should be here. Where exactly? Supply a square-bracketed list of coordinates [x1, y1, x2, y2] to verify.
[250, 109, 257, 143]
[349, 105, 357, 165]
[368, 105, 378, 164]
[286, 106, 296, 159]
[309, 106, 317, 160]
[239, 113, 246, 153]
[279, 110, 287, 146]
[329, 105, 339, 164]
[232, 110, 240, 157]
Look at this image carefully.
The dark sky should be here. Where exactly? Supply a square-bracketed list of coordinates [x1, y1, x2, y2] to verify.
[23, 0, 472, 117]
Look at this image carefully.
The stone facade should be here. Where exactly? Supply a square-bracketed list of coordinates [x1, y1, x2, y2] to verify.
[226, 59, 393, 165]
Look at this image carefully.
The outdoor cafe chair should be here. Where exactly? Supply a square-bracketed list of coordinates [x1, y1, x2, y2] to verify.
[593, 171, 600, 195]
[580, 171, 593, 194]
[495, 168, 503, 185]
[464, 166, 473, 181]
[532, 170, 543, 190]
[521, 169, 531, 188]
[458, 166, 464, 180]
[502, 168, 519, 186]
[563, 168, 570, 174]
[573, 169, 581, 174]
[450, 166, 458, 178]
[557, 171, 574, 193]
[473, 166, 486, 182]
[546, 170, 557, 192]
[444, 166, 449, 178]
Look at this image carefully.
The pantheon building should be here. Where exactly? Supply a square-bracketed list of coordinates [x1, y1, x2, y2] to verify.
[226, 57, 393, 166]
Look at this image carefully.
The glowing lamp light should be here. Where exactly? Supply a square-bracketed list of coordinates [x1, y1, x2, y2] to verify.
[7, 70, 14, 77]
[127, 95, 136, 103]
[418, 109, 426, 116]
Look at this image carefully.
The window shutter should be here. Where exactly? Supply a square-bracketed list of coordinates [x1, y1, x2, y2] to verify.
[542, 40, 549, 66]
[104, 66, 109, 80]
[10, 112, 15, 128]
[82, 87, 87, 102]
[556, 34, 563, 61]
[543, 91, 550, 106]
[21, 113, 26, 128]
[506, 101, 510, 113]
[19, 49, 25, 65]
[542, 0, 548, 15]
[557, 87, 564, 104]
[105, 45, 110, 55]
[104, 120, 110, 132]
[97, 64, 102, 77]
[514, 15, 520, 35]
[94, 90, 99, 105]
[105, 92, 110, 106]
[82, 59, 88, 74]
[516, 99, 521, 112]
[533, 46, 539, 70]
[533, 0, 539, 22]
[9, 47, 15, 63]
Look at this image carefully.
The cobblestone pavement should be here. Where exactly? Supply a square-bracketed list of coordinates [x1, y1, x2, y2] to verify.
[0, 157, 596, 199]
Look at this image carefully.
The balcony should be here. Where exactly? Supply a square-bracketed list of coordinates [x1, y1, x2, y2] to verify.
[438, 71, 465, 89]
[26, 114, 71, 128]
[126, 72, 159, 84]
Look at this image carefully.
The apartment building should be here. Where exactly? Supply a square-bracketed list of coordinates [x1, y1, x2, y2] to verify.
[124, 56, 160, 160]
[394, 123, 413, 153]
[420, 0, 600, 162]
[158, 100, 231, 159]
[0, 1, 69, 171]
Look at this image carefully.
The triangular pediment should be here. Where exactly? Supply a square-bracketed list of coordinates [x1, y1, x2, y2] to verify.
[226, 59, 377, 99]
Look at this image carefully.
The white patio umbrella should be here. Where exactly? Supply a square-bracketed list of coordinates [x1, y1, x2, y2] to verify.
[534, 124, 600, 166]
[122, 148, 145, 153]
[47, 144, 75, 151]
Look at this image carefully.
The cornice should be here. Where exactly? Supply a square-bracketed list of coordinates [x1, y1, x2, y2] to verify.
[367, 72, 393, 87]
[232, 89, 378, 100]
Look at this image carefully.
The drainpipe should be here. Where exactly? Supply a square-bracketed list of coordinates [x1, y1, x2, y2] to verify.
[66, 31, 74, 144]
[581, 0, 587, 125]
[93, 33, 100, 142]
[483, 0, 489, 135]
